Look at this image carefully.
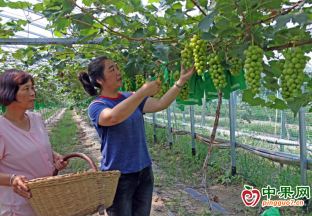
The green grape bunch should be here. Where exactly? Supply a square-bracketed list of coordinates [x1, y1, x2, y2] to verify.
[135, 74, 145, 89]
[207, 53, 227, 90]
[155, 83, 169, 99]
[276, 59, 285, 71]
[173, 70, 180, 81]
[153, 66, 162, 77]
[124, 77, 134, 92]
[179, 80, 190, 101]
[243, 45, 264, 94]
[280, 47, 307, 102]
[229, 57, 243, 76]
[190, 35, 207, 75]
[181, 45, 193, 70]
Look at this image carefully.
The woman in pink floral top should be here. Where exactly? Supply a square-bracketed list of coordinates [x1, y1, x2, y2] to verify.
[0, 69, 69, 216]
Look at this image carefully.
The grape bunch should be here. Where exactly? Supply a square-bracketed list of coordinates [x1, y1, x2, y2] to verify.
[179, 80, 190, 101]
[155, 83, 169, 99]
[276, 59, 285, 71]
[156, 71, 164, 82]
[243, 46, 264, 94]
[124, 77, 134, 92]
[229, 57, 243, 76]
[207, 53, 227, 89]
[280, 47, 306, 102]
[135, 74, 145, 89]
[190, 35, 207, 75]
[173, 70, 180, 81]
[181, 45, 193, 70]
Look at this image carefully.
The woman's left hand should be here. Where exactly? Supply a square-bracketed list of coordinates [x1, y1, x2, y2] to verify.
[178, 62, 196, 85]
[53, 152, 69, 171]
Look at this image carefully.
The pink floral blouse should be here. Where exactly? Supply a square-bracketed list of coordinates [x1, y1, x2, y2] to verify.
[0, 112, 54, 216]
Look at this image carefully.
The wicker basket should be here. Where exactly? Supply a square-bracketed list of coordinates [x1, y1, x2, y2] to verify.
[25, 153, 120, 216]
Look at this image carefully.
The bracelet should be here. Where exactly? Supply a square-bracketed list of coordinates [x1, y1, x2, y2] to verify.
[175, 81, 185, 89]
[10, 174, 17, 186]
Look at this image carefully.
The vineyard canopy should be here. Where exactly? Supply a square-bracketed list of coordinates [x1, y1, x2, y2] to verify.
[0, 0, 312, 114]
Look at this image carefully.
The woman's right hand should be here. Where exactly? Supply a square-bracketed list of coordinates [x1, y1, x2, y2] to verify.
[11, 175, 31, 199]
[139, 79, 161, 96]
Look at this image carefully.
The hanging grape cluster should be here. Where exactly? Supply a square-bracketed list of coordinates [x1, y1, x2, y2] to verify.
[135, 74, 145, 89]
[276, 59, 285, 71]
[243, 45, 264, 94]
[181, 45, 193, 70]
[229, 57, 243, 76]
[173, 70, 180, 81]
[190, 35, 207, 75]
[280, 47, 306, 102]
[155, 83, 169, 99]
[172, 70, 189, 101]
[124, 77, 134, 92]
[207, 53, 227, 90]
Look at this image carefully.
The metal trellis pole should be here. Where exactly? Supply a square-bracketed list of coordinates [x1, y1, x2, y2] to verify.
[182, 110, 186, 130]
[299, 87, 307, 186]
[153, 113, 157, 142]
[201, 92, 206, 127]
[280, 110, 286, 168]
[229, 91, 237, 176]
[173, 102, 178, 129]
[167, 106, 173, 149]
[190, 105, 196, 156]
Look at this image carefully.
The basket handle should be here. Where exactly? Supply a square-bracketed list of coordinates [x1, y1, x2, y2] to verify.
[53, 152, 98, 176]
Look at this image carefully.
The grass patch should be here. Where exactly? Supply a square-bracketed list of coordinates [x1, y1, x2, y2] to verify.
[49, 110, 91, 174]
[145, 123, 312, 215]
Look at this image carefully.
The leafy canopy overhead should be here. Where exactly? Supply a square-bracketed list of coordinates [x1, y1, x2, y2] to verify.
[1, 0, 312, 114]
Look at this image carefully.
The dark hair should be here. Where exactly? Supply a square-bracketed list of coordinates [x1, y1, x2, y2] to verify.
[78, 56, 108, 96]
[0, 69, 35, 106]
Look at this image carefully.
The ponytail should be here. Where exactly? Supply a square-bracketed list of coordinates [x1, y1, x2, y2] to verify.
[78, 56, 108, 97]
[77, 72, 98, 96]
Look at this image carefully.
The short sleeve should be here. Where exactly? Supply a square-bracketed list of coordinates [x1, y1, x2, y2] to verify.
[0, 133, 5, 160]
[138, 97, 149, 113]
[127, 92, 148, 114]
[88, 101, 109, 128]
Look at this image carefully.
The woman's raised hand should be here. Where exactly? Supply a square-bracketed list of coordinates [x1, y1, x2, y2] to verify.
[139, 79, 161, 96]
[11, 175, 31, 199]
[178, 62, 196, 85]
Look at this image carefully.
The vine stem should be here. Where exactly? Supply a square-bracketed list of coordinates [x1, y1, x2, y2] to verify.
[64, 0, 144, 42]
[201, 89, 222, 216]
[189, 0, 207, 16]
[267, 39, 312, 51]
[225, 0, 302, 50]
[210, 42, 216, 54]
[234, 0, 261, 47]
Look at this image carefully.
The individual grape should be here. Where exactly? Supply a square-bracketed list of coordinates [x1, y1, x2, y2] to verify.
[280, 47, 306, 102]
[135, 74, 145, 89]
[124, 77, 134, 92]
[207, 53, 227, 90]
[243, 45, 264, 94]
[190, 35, 207, 75]
[229, 57, 243, 76]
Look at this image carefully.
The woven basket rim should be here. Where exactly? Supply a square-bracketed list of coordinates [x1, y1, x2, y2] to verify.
[25, 170, 121, 185]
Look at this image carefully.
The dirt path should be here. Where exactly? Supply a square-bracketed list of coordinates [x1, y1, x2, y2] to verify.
[72, 111, 173, 216]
